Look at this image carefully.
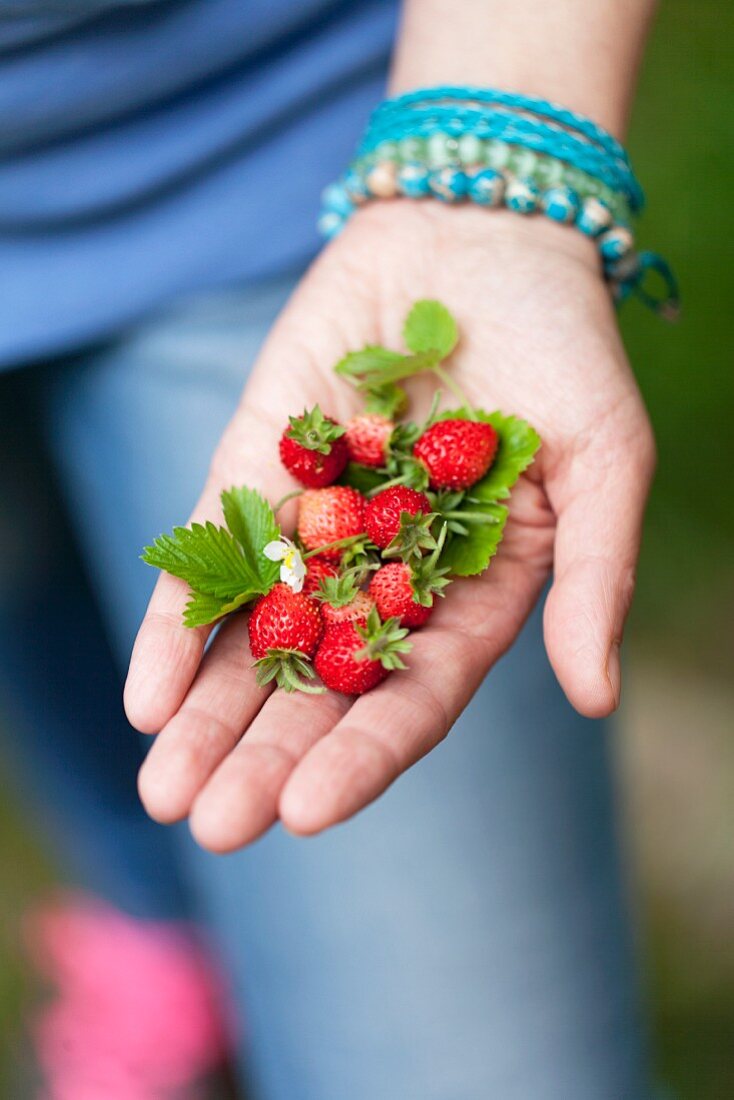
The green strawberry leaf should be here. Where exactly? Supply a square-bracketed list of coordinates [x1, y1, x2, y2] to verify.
[403, 300, 459, 358]
[142, 522, 265, 598]
[335, 344, 438, 389]
[334, 345, 405, 380]
[438, 502, 508, 576]
[182, 590, 256, 628]
[220, 486, 281, 587]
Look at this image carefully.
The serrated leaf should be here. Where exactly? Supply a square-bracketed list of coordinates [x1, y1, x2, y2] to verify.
[142, 522, 264, 598]
[335, 344, 438, 390]
[439, 502, 508, 576]
[182, 590, 258, 628]
[403, 300, 459, 358]
[334, 345, 405, 379]
[220, 486, 281, 587]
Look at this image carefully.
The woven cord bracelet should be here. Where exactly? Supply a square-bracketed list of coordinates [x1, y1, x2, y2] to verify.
[319, 86, 679, 319]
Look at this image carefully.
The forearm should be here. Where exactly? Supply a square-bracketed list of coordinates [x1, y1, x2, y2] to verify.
[390, 0, 657, 137]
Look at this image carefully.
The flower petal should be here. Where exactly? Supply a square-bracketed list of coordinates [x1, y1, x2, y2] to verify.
[263, 541, 286, 561]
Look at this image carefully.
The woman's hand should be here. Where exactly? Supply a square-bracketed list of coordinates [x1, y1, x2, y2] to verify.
[124, 201, 655, 852]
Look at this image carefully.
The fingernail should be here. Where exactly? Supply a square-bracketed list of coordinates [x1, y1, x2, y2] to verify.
[605, 641, 622, 708]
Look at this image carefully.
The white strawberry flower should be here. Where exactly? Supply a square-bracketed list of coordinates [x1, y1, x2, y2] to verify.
[263, 536, 306, 593]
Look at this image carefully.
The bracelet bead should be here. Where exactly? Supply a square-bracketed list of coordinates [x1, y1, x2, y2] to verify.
[598, 225, 634, 263]
[397, 162, 432, 198]
[429, 167, 468, 202]
[576, 197, 613, 237]
[343, 167, 370, 205]
[318, 210, 346, 240]
[458, 133, 484, 166]
[485, 139, 512, 171]
[467, 167, 506, 207]
[504, 177, 540, 214]
[542, 185, 581, 224]
[427, 132, 455, 168]
[366, 161, 399, 198]
[321, 182, 354, 219]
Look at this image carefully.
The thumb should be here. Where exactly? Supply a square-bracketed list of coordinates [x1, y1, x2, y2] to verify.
[543, 425, 656, 718]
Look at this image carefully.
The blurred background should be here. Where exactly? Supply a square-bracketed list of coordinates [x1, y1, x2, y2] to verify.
[0, 0, 732, 1096]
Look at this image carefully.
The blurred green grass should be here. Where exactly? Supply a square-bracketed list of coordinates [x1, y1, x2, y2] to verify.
[623, 0, 734, 677]
[0, 1, 732, 1096]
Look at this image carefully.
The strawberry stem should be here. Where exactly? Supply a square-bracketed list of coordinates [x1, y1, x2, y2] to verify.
[303, 534, 366, 559]
[427, 522, 448, 569]
[441, 510, 499, 523]
[280, 662, 326, 694]
[274, 489, 303, 512]
[432, 365, 476, 420]
[366, 474, 409, 497]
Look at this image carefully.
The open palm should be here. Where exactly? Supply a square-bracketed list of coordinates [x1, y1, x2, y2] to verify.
[125, 200, 655, 852]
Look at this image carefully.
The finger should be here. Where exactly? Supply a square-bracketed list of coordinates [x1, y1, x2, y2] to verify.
[123, 407, 302, 734]
[543, 426, 656, 718]
[189, 689, 350, 853]
[137, 614, 269, 823]
[279, 510, 551, 835]
[123, 270, 371, 735]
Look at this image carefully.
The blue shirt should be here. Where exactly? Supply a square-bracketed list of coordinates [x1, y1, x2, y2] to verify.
[0, 1, 395, 367]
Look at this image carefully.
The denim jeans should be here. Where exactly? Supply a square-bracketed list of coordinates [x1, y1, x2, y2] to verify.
[0, 276, 650, 1099]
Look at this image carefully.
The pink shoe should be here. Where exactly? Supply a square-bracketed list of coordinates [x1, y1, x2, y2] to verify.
[25, 892, 235, 1100]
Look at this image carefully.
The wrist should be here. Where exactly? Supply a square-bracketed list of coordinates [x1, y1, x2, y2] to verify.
[390, 0, 657, 138]
[346, 198, 601, 278]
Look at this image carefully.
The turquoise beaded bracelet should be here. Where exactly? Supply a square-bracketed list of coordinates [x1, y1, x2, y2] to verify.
[319, 86, 678, 319]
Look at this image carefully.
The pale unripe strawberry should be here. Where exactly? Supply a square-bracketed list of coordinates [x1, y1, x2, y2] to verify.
[297, 486, 366, 560]
[344, 414, 393, 467]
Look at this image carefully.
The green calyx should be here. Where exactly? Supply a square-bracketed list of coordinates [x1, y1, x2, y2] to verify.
[286, 404, 345, 454]
[383, 510, 439, 562]
[355, 608, 412, 670]
[409, 523, 452, 606]
[315, 568, 361, 608]
[254, 649, 325, 694]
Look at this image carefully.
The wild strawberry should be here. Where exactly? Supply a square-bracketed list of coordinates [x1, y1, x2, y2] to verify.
[279, 405, 348, 488]
[301, 555, 339, 598]
[248, 583, 325, 693]
[311, 566, 375, 625]
[364, 485, 435, 560]
[413, 419, 498, 491]
[322, 591, 375, 626]
[344, 414, 393, 467]
[297, 486, 366, 560]
[314, 608, 412, 695]
[369, 553, 450, 629]
[364, 486, 432, 549]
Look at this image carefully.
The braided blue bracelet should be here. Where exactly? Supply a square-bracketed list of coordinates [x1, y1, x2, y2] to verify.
[319, 86, 678, 319]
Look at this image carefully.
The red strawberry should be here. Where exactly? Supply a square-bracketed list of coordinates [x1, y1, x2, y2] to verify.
[413, 419, 498, 491]
[364, 486, 432, 550]
[322, 590, 376, 627]
[369, 556, 450, 628]
[297, 486, 366, 560]
[248, 584, 325, 693]
[302, 555, 339, 598]
[314, 608, 412, 695]
[344, 414, 393, 467]
[279, 405, 348, 488]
